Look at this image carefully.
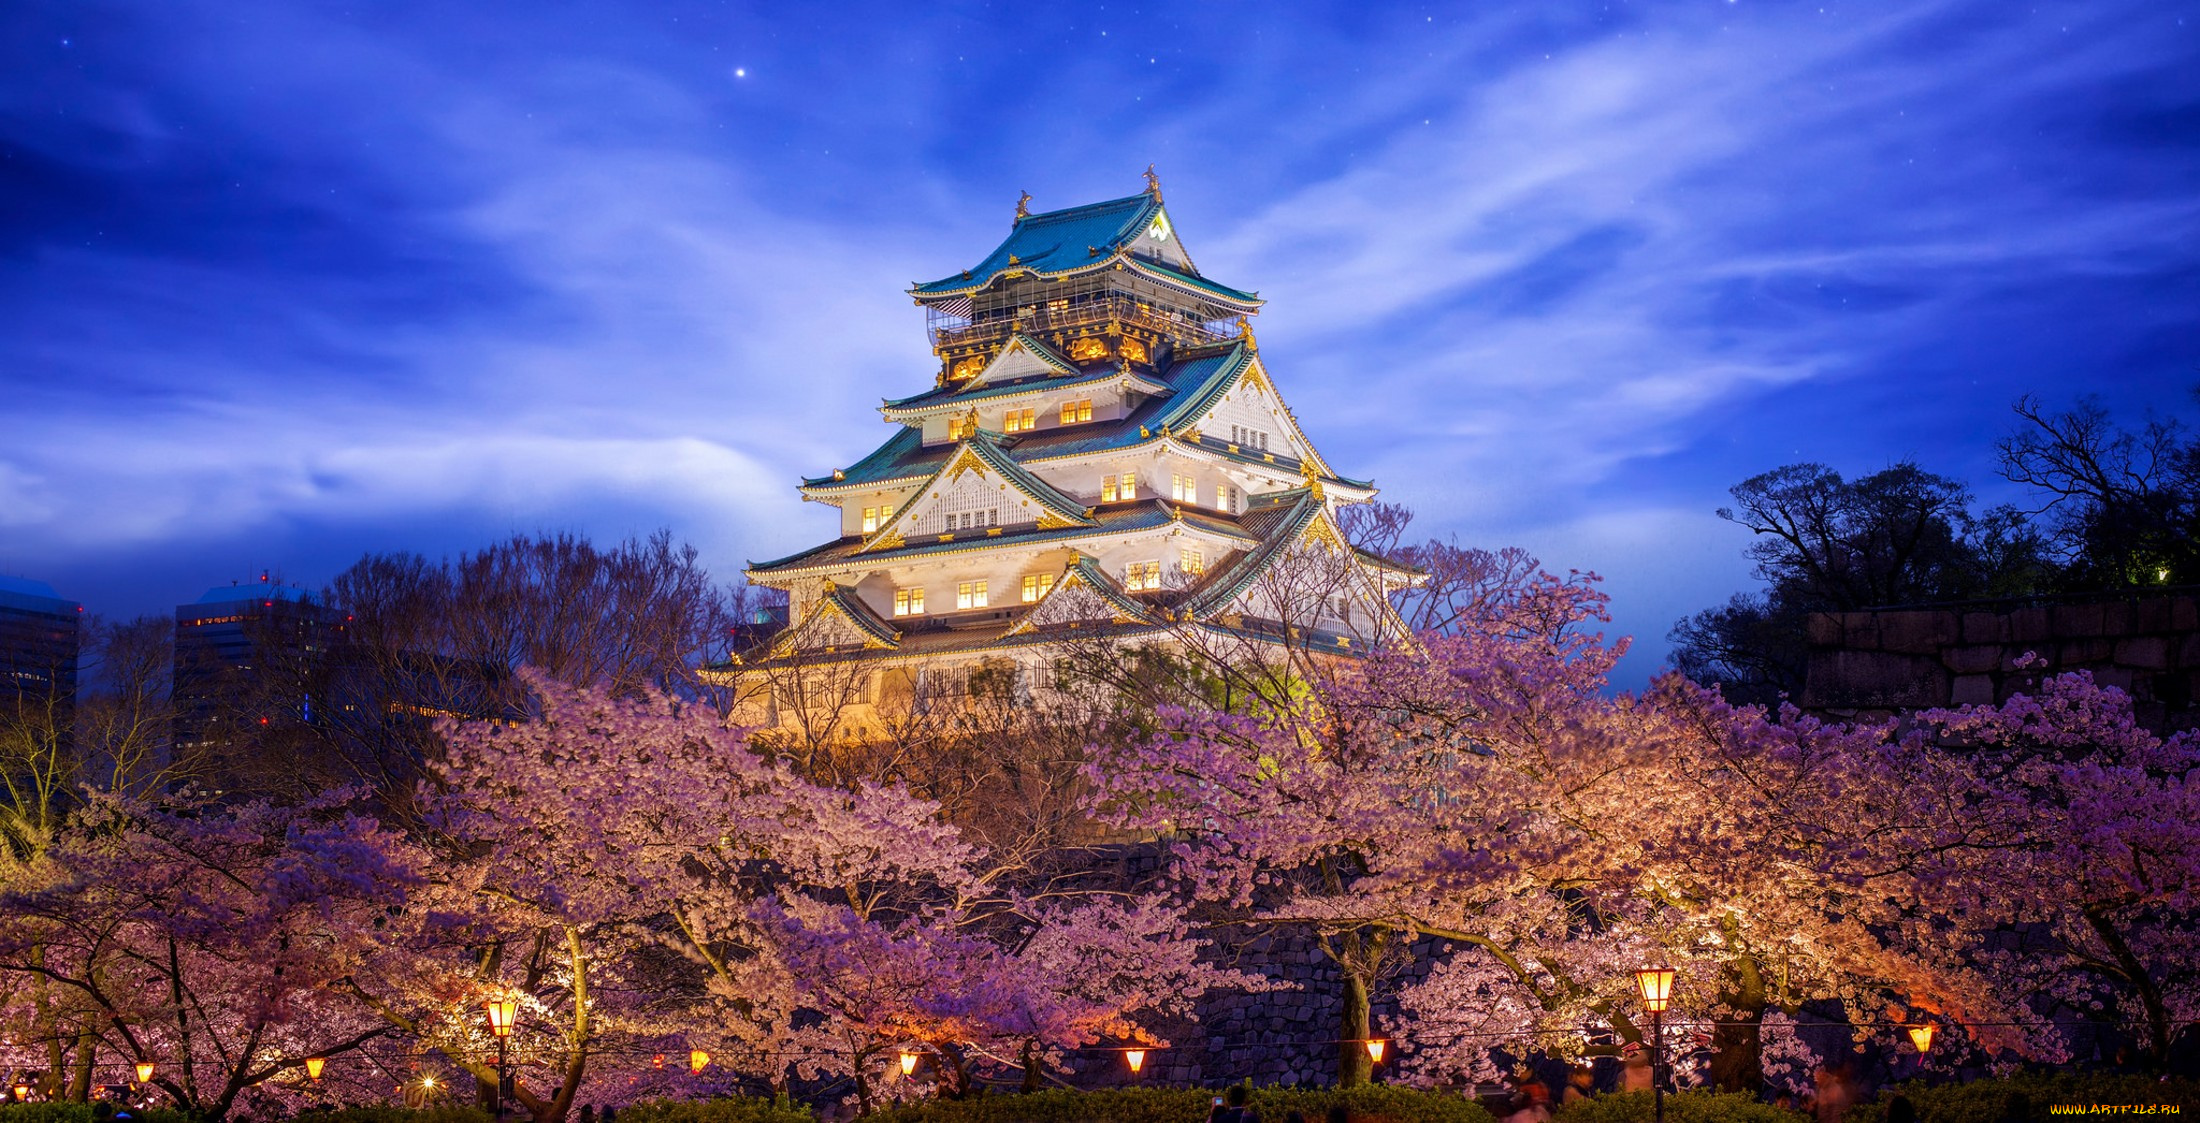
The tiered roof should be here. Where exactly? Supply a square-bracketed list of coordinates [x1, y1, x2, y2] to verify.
[909, 192, 1260, 306]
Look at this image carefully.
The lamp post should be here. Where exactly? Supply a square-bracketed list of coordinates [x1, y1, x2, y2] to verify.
[1125, 1049, 1146, 1077]
[1635, 968, 1675, 1123]
[486, 998, 518, 1123]
[1907, 1024, 1935, 1055]
[134, 1062, 156, 1085]
[11, 1081, 30, 1103]
[898, 1051, 919, 1078]
[305, 1057, 326, 1082]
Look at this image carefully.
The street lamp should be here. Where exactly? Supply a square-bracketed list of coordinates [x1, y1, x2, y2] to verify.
[1907, 1024, 1935, 1054]
[898, 1051, 919, 1078]
[11, 1081, 30, 1103]
[1635, 968, 1676, 1123]
[1365, 1039, 1386, 1064]
[135, 1061, 156, 1084]
[485, 998, 518, 1123]
[1125, 1049, 1146, 1076]
[305, 1057, 326, 1081]
[689, 1050, 710, 1076]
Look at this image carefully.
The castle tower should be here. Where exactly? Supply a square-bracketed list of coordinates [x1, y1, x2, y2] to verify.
[722, 179, 1417, 728]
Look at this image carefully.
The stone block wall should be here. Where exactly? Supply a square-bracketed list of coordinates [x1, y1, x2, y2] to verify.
[1801, 591, 2200, 732]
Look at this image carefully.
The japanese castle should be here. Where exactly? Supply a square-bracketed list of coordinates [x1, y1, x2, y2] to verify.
[722, 175, 1415, 722]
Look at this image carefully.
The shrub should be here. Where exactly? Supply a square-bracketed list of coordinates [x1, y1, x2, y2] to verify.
[617, 1098, 814, 1123]
[865, 1084, 1496, 1123]
[1549, 1091, 1808, 1123]
[1845, 1074, 2200, 1123]
[0, 1107, 193, 1123]
[293, 1108, 492, 1123]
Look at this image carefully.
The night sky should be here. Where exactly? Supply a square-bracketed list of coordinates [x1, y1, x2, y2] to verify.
[4, 1, 2197, 685]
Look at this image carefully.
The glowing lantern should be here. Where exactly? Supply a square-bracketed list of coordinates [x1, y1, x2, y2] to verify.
[689, 1050, 710, 1075]
[1125, 1049, 1146, 1074]
[12, 1082, 29, 1102]
[135, 1061, 156, 1083]
[421, 1075, 437, 1090]
[1634, 968, 1676, 1013]
[485, 997, 519, 1038]
[898, 1051, 919, 1077]
[1908, 1024, 1935, 1053]
[653, 1055, 665, 1070]
[1365, 1039, 1386, 1064]
[306, 1057, 326, 1081]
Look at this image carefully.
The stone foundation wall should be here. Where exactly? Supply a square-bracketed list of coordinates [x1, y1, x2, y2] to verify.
[1801, 591, 2200, 732]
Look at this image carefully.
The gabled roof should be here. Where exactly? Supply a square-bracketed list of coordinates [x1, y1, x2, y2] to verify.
[752, 583, 900, 661]
[912, 193, 1164, 297]
[1004, 554, 1159, 636]
[1186, 488, 1329, 615]
[749, 501, 1178, 580]
[881, 366, 1175, 418]
[966, 332, 1078, 385]
[802, 344, 1250, 493]
[848, 431, 1096, 553]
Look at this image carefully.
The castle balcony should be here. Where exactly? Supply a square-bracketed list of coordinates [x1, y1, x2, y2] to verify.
[929, 292, 1240, 352]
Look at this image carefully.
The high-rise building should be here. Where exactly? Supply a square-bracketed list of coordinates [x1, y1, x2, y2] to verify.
[719, 177, 1417, 727]
[172, 577, 332, 756]
[0, 575, 82, 755]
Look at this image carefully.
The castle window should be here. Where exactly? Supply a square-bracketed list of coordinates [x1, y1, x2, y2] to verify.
[1005, 407, 1037, 433]
[957, 581, 989, 610]
[1022, 573, 1056, 602]
[1126, 561, 1162, 591]
[948, 417, 969, 441]
[862, 506, 881, 533]
[1102, 475, 1118, 502]
[1121, 471, 1137, 498]
[894, 589, 925, 616]
[1061, 399, 1093, 424]
[1218, 484, 1240, 513]
[1182, 547, 1205, 575]
[1171, 473, 1196, 502]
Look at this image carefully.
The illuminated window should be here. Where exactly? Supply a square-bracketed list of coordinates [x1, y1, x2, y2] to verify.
[1120, 338, 1150, 364]
[957, 581, 989, 610]
[1004, 407, 1037, 433]
[1061, 399, 1093, 424]
[1101, 475, 1119, 502]
[1182, 548, 1205, 575]
[1121, 471, 1137, 498]
[948, 417, 968, 441]
[1069, 338, 1109, 362]
[1021, 573, 1056, 602]
[862, 506, 881, 533]
[1126, 561, 1162, 591]
[1171, 473, 1196, 502]
[1219, 484, 1240, 513]
[894, 589, 925, 616]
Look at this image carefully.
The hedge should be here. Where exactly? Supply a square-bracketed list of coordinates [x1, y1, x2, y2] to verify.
[0, 1106, 195, 1123]
[1845, 1074, 2200, 1123]
[865, 1085, 1497, 1123]
[615, 1098, 814, 1123]
[1549, 1091, 1808, 1123]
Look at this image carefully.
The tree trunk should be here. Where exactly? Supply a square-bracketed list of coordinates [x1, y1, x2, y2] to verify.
[1337, 935, 1374, 1088]
[1708, 957, 1767, 1096]
[1020, 1040, 1042, 1093]
[68, 1028, 94, 1101]
[2086, 908, 2172, 1069]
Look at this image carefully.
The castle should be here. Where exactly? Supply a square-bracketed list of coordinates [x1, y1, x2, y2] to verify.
[718, 175, 1415, 730]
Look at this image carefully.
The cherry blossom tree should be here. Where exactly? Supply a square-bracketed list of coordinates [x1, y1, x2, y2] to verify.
[1912, 665, 2200, 1068]
[0, 791, 420, 1120]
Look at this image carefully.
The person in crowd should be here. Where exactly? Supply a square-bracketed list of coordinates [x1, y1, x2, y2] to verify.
[1208, 1083, 1260, 1123]
[1621, 1042, 1653, 1092]
[1562, 1066, 1595, 1105]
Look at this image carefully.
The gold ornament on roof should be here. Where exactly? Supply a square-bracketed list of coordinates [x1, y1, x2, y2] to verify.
[1237, 316, 1259, 351]
[1143, 164, 1163, 201]
[1069, 337, 1109, 362]
[1016, 191, 1032, 219]
[1119, 337, 1149, 364]
[951, 355, 985, 380]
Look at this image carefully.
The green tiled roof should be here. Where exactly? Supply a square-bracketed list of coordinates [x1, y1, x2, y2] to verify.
[1126, 257, 1260, 305]
[750, 502, 1179, 577]
[912, 194, 1162, 296]
[955, 430, 1097, 529]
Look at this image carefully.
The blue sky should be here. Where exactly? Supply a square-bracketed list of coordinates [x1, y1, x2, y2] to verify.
[3, 0, 2196, 685]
